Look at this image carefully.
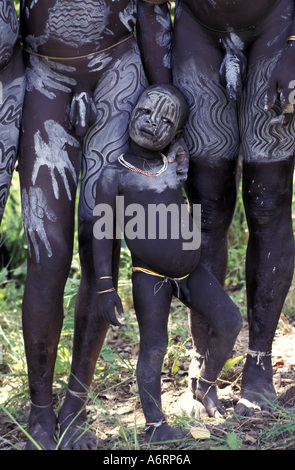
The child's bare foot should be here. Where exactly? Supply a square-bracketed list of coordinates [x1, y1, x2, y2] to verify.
[144, 421, 188, 445]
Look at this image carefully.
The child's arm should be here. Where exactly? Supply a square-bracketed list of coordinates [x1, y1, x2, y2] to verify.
[93, 168, 124, 327]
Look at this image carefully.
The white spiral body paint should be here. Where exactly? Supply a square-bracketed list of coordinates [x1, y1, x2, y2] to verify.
[0, 0, 19, 67]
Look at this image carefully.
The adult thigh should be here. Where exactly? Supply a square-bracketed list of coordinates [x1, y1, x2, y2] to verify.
[79, 40, 147, 223]
[19, 84, 82, 277]
[239, 3, 295, 163]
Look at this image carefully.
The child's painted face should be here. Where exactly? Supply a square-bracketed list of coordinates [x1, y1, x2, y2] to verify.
[129, 88, 182, 151]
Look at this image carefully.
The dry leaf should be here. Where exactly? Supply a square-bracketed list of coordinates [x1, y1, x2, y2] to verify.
[244, 432, 256, 444]
[190, 427, 210, 440]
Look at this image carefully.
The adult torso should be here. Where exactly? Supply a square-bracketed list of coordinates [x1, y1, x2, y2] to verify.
[180, 0, 281, 32]
[20, 0, 137, 57]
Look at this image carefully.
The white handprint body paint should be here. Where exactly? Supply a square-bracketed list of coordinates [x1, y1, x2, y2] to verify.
[22, 186, 57, 263]
[26, 55, 77, 99]
[154, 4, 171, 69]
[119, 1, 136, 32]
[32, 120, 80, 200]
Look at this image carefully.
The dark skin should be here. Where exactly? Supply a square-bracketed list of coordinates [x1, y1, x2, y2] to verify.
[165, 0, 295, 415]
[18, 0, 172, 450]
[0, 1, 25, 226]
[93, 85, 241, 443]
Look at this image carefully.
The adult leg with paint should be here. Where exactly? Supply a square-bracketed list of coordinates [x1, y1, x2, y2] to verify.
[173, 18, 240, 411]
[236, 158, 295, 414]
[19, 83, 82, 449]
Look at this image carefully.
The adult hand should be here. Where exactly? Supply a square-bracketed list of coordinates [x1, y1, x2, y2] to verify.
[265, 44, 295, 127]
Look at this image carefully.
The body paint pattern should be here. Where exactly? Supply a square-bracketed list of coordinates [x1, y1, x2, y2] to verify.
[240, 58, 295, 162]
[33, 120, 80, 200]
[25, 55, 77, 99]
[119, 1, 136, 32]
[0, 75, 25, 220]
[22, 186, 57, 262]
[0, 0, 19, 67]
[219, 33, 247, 101]
[174, 63, 239, 162]
[79, 42, 146, 220]
[25, 0, 112, 50]
[154, 4, 171, 69]
[21, 9, 144, 262]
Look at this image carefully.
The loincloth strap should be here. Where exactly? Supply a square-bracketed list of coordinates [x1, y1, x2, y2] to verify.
[132, 266, 189, 296]
[23, 34, 133, 62]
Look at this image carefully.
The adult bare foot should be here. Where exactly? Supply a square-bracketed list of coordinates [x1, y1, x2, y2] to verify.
[192, 378, 226, 418]
[58, 412, 103, 450]
[26, 404, 57, 450]
[235, 354, 276, 416]
[58, 393, 104, 450]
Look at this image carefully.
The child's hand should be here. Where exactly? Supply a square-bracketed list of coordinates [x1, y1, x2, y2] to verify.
[97, 289, 124, 327]
[166, 134, 189, 182]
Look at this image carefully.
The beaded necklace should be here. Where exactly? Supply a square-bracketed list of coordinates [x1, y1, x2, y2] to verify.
[118, 153, 168, 177]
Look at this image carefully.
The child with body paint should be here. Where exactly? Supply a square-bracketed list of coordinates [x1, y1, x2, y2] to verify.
[93, 84, 242, 444]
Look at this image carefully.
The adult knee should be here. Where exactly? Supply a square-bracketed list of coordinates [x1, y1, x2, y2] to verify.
[243, 175, 292, 231]
[216, 299, 242, 341]
[185, 159, 238, 237]
[201, 198, 235, 236]
[26, 234, 73, 293]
